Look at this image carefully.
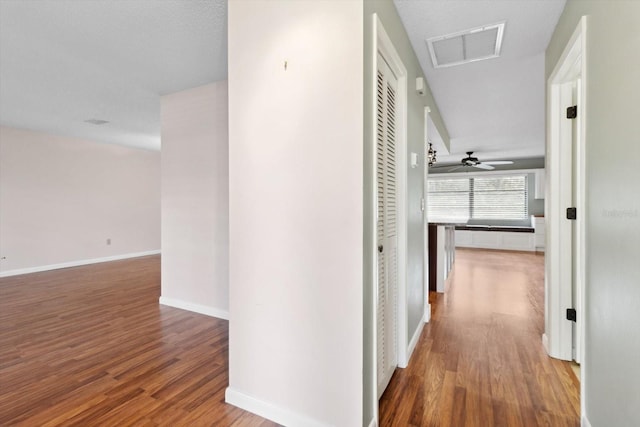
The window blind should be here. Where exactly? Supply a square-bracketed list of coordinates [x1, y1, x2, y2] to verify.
[428, 174, 528, 222]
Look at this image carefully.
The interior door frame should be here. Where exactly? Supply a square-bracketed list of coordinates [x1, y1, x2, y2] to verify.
[371, 11, 408, 412]
[423, 106, 432, 324]
[545, 16, 587, 369]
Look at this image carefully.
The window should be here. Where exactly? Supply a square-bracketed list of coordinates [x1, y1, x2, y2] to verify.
[428, 177, 470, 222]
[428, 174, 528, 222]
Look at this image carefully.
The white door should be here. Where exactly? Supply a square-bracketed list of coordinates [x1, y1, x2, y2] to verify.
[546, 17, 585, 364]
[559, 76, 583, 364]
[376, 53, 398, 398]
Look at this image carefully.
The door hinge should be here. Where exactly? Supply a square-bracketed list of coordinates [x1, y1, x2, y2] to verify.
[566, 105, 577, 119]
[566, 207, 577, 220]
[566, 308, 577, 322]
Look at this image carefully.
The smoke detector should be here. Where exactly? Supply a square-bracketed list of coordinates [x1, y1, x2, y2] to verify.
[427, 21, 506, 68]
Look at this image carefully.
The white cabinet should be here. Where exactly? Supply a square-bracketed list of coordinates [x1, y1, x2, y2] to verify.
[532, 216, 545, 251]
[534, 169, 546, 199]
[429, 224, 456, 293]
[455, 229, 535, 251]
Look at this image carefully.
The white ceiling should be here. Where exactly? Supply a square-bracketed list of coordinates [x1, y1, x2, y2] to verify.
[1, 1, 565, 156]
[0, 0, 227, 151]
[394, 0, 566, 165]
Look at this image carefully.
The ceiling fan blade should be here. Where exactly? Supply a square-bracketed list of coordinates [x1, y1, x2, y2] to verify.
[446, 166, 465, 172]
[474, 163, 494, 170]
[483, 160, 514, 165]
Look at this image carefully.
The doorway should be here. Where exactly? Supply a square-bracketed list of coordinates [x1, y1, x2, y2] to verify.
[375, 50, 400, 397]
[545, 17, 586, 367]
[371, 13, 409, 403]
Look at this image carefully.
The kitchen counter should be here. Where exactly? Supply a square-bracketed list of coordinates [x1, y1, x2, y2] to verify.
[455, 225, 534, 233]
[428, 223, 456, 293]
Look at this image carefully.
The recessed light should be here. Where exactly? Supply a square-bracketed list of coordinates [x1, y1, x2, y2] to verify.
[84, 118, 110, 125]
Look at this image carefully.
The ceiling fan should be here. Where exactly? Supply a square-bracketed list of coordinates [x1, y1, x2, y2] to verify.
[432, 151, 514, 172]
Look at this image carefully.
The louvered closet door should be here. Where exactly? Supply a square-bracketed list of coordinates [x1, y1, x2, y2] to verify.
[376, 53, 399, 398]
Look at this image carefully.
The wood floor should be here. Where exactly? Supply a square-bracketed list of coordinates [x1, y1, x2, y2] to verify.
[379, 249, 580, 427]
[1, 250, 579, 426]
[0, 255, 276, 426]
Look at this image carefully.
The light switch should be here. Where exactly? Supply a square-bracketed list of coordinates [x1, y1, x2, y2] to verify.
[411, 152, 418, 168]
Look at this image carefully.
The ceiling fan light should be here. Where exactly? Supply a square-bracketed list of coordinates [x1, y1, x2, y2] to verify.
[427, 143, 437, 167]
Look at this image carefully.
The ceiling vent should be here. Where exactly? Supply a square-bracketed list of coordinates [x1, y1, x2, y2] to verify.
[84, 118, 110, 125]
[427, 22, 505, 68]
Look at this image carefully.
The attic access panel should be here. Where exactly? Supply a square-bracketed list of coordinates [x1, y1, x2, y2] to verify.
[427, 22, 506, 68]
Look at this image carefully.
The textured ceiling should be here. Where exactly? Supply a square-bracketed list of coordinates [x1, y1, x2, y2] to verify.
[1, 0, 565, 155]
[0, 0, 227, 150]
[394, 0, 566, 165]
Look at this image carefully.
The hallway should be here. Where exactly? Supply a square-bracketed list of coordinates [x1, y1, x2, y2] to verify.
[379, 249, 580, 426]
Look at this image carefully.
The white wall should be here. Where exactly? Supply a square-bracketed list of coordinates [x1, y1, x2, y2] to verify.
[160, 81, 229, 319]
[226, 1, 363, 426]
[546, 2, 640, 426]
[0, 126, 160, 276]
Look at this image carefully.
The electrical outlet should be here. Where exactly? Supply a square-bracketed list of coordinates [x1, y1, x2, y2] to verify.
[106, 238, 111, 245]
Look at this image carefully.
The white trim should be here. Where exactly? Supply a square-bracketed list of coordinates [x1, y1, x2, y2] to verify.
[373, 12, 409, 373]
[574, 21, 588, 369]
[368, 417, 377, 427]
[159, 297, 229, 320]
[365, 13, 379, 424]
[575, 18, 588, 426]
[0, 250, 161, 278]
[542, 333, 550, 354]
[225, 387, 326, 427]
[582, 414, 592, 427]
[371, 12, 411, 419]
[546, 16, 587, 363]
[407, 318, 425, 362]
[370, 13, 380, 425]
[423, 107, 432, 324]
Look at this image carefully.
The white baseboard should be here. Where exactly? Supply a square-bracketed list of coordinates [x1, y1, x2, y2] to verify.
[582, 415, 592, 427]
[542, 333, 550, 354]
[225, 387, 326, 427]
[0, 250, 161, 278]
[368, 416, 377, 427]
[406, 319, 425, 364]
[159, 296, 229, 320]
[424, 303, 431, 323]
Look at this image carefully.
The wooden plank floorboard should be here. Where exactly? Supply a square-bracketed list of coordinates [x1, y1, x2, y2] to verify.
[1, 250, 580, 426]
[379, 249, 580, 426]
[0, 255, 279, 426]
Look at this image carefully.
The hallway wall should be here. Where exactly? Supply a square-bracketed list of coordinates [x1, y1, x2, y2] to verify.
[160, 81, 229, 318]
[227, 1, 364, 425]
[546, 2, 640, 426]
